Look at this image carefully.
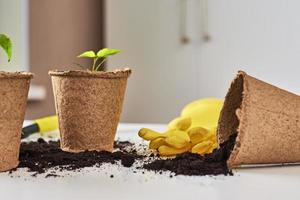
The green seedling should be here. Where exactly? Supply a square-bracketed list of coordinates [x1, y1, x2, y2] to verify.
[0, 34, 12, 62]
[77, 48, 121, 71]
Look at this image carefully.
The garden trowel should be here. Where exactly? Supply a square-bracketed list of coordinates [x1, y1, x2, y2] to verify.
[22, 115, 58, 139]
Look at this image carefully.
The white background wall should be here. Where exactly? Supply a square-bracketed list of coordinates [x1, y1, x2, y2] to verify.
[107, 0, 300, 123]
[0, 0, 27, 71]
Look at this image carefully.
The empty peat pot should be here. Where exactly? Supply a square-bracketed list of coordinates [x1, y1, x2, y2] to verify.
[217, 71, 300, 168]
[49, 69, 131, 153]
[0, 71, 33, 171]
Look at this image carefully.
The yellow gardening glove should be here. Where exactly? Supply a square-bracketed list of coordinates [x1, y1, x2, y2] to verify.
[138, 118, 218, 156]
[138, 98, 223, 156]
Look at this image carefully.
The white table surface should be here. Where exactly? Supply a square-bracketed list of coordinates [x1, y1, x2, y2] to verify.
[1, 123, 300, 200]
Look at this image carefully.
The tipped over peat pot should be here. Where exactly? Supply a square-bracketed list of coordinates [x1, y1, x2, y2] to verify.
[0, 71, 33, 171]
[49, 69, 131, 153]
[217, 71, 300, 168]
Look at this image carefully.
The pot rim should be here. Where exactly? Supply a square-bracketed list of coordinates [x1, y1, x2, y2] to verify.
[0, 71, 33, 79]
[49, 68, 131, 78]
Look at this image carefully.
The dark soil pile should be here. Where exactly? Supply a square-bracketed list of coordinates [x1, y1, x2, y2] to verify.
[143, 134, 237, 176]
[17, 139, 139, 174]
[13, 134, 236, 177]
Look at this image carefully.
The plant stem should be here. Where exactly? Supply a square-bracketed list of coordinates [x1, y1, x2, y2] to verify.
[92, 58, 98, 71]
[95, 58, 107, 71]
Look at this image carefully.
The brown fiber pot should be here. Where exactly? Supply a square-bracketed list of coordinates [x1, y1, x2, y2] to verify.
[0, 71, 33, 171]
[49, 69, 131, 153]
[217, 71, 300, 168]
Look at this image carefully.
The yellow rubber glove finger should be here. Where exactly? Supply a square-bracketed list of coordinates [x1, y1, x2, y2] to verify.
[191, 141, 213, 155]
[165, 135, 189, 149]
[138, 128, 166, 141]
[149, 138, 166, 150]
[207, 142, 218, 153]
[166, 129, 190, 142]
[168, 117, 192, 131]
[188, 126, 210, 145]
[204, 131, 217, 143]
[158, 144, 192, 156]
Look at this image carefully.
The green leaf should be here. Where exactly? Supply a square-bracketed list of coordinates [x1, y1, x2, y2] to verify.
[0, 34, 12, 62]
[97, 48, 121, 58]
[77, 50, 96, 58]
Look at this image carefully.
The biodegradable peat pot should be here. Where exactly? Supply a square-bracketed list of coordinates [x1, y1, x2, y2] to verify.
[0, 71, 33, 171]
[49, 69, 131, 153]
[217, 71, 300, 168]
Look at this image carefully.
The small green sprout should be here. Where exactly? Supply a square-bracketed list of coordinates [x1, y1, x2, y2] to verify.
[77, 48, 121, 71]
[0, 34, 12, 62]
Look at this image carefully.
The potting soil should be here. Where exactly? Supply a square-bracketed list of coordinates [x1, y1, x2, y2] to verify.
[11, 136, 236, 177]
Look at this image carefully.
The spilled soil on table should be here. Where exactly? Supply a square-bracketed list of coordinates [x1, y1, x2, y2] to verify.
[10, 136, 236, 177]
